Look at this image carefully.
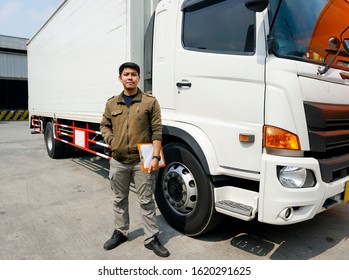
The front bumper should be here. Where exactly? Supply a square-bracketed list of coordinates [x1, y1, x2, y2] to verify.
[258, 153, 348, 225]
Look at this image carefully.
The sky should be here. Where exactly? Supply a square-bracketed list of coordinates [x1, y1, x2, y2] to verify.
[0, 0, 63, 39]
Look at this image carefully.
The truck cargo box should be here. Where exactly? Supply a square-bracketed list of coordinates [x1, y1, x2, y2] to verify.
[28, 0, 158, 123]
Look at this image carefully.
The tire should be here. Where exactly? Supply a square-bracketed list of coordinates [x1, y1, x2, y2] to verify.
[155, 143, 222, 236]
[44, 121, 66, 159]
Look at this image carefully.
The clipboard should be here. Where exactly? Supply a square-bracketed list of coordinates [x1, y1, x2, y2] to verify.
[137, 143, 166, 172]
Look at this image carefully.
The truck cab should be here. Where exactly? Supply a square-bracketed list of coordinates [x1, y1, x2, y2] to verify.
[149, 0, 349, 235]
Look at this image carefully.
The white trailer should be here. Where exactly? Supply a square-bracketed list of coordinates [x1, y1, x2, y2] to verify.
[28, 0, 159, 159]
[28, 0, 349, 236]
[28, 0, 158, 124]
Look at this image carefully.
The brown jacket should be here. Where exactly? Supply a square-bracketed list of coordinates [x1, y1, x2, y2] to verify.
[100, 88, 162, 163]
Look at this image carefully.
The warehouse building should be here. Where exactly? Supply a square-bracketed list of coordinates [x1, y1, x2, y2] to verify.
[0, 34, 29, 120]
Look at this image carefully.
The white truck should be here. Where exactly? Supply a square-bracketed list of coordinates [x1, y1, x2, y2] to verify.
[28, 0, 349, 236]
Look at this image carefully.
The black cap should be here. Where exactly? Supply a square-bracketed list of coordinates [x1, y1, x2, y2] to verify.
[119, 62, 140, 76]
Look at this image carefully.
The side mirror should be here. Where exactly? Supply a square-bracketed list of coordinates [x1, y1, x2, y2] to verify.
[343, 39, 349, 53]
[328, 36, 341, 51]
[245, 0, 269, 12]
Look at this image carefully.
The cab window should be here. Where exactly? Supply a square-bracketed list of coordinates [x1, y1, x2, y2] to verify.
[182, 0, 256, 55]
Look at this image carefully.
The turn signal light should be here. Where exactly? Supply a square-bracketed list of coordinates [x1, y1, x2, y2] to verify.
[264, 126, 300, 150]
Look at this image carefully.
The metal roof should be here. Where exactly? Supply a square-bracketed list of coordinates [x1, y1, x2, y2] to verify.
[0, 35, 28, 51]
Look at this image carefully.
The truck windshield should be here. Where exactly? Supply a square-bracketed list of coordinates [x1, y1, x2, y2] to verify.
[270, 0, 349, 70]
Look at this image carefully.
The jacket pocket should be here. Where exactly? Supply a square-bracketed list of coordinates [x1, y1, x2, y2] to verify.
[111, 110, 122, 117]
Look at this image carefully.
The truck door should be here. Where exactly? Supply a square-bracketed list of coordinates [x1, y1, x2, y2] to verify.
[174, 0, 266, 174]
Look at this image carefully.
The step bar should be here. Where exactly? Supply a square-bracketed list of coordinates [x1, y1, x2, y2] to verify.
[216, 200, 253, 217]
[214, 186, 258, 221]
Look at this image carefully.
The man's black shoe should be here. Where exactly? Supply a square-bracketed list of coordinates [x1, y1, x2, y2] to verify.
[103, 230, 127, 251]
[144, 235, 170, 257]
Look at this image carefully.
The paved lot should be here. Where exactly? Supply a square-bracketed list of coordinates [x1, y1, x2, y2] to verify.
[1, 121, 349, 260]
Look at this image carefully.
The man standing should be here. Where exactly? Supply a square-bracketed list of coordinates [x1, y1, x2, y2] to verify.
[100, 62, 170, 258]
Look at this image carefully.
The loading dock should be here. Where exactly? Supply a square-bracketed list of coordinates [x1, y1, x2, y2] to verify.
[0, 35, 28, 120]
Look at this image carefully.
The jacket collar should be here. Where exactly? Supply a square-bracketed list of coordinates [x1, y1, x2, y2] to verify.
[116, 88, 142, 104]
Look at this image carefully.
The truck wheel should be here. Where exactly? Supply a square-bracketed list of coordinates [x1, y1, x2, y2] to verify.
[44, 121, 65, 158]
[155, 143, 222, 236]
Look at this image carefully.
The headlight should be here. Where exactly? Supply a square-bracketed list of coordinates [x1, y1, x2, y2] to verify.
[278, 166, 316, 188]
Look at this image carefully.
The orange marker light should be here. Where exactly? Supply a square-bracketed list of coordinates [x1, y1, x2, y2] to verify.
[239, 134, 255, 143]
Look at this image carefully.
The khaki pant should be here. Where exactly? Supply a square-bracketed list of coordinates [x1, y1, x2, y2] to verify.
[109, 158, 159, 244]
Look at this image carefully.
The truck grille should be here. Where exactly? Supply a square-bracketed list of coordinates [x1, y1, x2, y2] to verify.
[304, 102, 349, 183]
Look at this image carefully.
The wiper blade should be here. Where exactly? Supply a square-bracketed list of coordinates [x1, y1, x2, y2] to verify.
[318, 50, 340, 75]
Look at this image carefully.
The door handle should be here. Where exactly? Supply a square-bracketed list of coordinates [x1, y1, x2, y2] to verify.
[176, 81, 192, 88]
